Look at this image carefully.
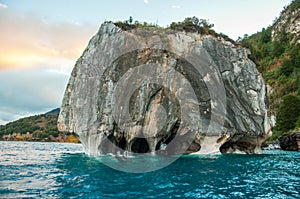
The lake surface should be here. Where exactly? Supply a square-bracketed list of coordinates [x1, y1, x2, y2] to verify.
[0, 141, 299, 198]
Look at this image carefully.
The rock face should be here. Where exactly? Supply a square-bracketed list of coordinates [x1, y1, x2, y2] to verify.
[279, 132, 300, 151]
[58, 22, 271, 155]
[272, 1, 300, 42]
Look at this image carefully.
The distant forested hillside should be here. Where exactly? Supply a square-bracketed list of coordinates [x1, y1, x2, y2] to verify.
[0, 112, 79, 143]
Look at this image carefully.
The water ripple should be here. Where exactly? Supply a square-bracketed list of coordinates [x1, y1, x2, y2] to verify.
[0, 141, 300, 198]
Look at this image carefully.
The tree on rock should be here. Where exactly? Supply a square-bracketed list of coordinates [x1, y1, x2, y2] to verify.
[129, 16, 133, 24]
[276, 94, 300, 132]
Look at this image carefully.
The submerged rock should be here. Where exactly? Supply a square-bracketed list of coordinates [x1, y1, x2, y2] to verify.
[279, 132, 300, 151]
[58, 22, 271, 155]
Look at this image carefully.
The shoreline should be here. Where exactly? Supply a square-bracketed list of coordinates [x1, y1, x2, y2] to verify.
[0, 133, 80, 143]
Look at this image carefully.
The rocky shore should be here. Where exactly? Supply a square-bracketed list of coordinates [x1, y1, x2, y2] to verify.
[1, 132, 80, 143]
[279, 131, 300, 151]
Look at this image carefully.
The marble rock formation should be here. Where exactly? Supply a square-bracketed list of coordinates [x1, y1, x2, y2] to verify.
[58, 22, 271, 155]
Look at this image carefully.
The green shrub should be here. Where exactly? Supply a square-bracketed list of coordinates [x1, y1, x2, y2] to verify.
[275, 94, 300, 132]
[280, 58, 294, 76]
[269, 128, 283, 141]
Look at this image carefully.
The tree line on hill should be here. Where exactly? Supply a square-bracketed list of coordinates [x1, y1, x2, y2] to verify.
[0, 113, 79, 143]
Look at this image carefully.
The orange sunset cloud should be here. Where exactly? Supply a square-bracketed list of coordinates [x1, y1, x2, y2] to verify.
[0, 7, 96, 70]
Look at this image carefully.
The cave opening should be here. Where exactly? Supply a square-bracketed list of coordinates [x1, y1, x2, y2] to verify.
[119, 136, 127, 150]
[219, 139, 256, 154]
[131, 138, 150, 153]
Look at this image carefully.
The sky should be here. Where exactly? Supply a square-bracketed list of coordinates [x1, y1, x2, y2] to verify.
[0, 0, 293, 125]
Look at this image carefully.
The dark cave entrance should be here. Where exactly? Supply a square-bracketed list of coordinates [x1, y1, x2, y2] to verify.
[119, 136, 127, 150]
[131, 138, 150, 153]
[219, 138, 257, 154]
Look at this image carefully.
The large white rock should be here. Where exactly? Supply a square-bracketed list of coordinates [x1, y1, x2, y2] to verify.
[58, 22, 271, 155]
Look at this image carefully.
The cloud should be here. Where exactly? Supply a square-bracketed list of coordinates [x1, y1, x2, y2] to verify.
[0, 3, 8, 9]
[171, 5, 181, 9]
[0, 66, 72, 123]
[0, 8, 97, 123]
[144, 0, 149, 4]
[0, 8, 97, 70]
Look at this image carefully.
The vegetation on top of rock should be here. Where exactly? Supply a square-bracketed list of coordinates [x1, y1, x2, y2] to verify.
[169, 16, 214, 33]
[112, 16, 160, 30]
[287, 0, 300, 11]
[112, 16, 235, 44]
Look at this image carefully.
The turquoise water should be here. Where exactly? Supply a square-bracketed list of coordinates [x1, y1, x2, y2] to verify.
[0, 141, 299, 198]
